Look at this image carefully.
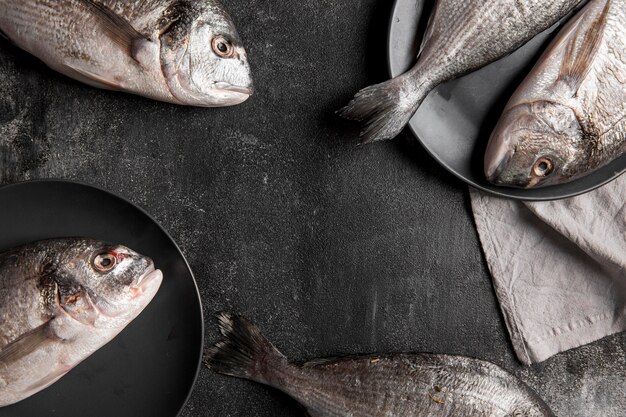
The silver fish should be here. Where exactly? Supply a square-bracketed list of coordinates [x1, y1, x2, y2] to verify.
[0, 0, 253, 106]
[0, 238, 162, 407]
[485, 0, 626, 188]
[339, 0, 584, 143]
[205, 314, 554, 417]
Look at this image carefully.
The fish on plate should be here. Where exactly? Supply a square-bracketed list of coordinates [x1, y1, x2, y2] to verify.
[485, 0, 625, 188]
[0, 238, 163, 407]
[338, 0, 585, 143]
[0, 0, 253, 106]
[205, 313, 555, 417]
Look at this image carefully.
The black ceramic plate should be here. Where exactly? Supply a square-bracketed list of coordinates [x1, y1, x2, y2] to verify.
[388, 0, 626, 201]
[0, 180, 203, 417]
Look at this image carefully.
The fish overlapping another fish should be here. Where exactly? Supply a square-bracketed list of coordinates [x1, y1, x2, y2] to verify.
[339, 0, 584, 144]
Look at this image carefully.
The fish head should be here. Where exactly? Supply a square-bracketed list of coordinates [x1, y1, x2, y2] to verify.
[46, 239, 162, 329]
[485, 101, 585, 188]
[159, 3, 253, 107]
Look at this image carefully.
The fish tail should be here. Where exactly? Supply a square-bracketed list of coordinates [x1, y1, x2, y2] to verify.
[337, 71, 428, 144]
[204, 313, 288, 385]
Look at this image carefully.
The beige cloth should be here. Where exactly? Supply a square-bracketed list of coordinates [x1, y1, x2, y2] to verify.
[470, 175, 626, 365]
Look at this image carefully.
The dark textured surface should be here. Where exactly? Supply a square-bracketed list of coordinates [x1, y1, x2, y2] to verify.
[0, 1, 623, 416]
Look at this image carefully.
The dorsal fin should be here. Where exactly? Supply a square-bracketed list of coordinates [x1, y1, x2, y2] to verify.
[558, 0, 612, 92]
[302, 357, 338, 368]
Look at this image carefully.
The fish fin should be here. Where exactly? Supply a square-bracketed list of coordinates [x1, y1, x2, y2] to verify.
[0, 28, 14, 45]
[26, 365, 72, 393]
[76, 0, 148, 58]
[337, 72, 427, 143]
[60, 63, 124, 91]
[304, 354, 384, 368]
[204, 313, 288, 385]
[302, 357, 336, 367]
[59, 289, 99, 326]
[0, 321, 57, 364]
[558, 0, 611, 92]
[418, 3, 438, 56]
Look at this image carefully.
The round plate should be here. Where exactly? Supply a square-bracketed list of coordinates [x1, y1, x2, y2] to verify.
[388, 0, 626, 201]
[0, 180, 203, 417]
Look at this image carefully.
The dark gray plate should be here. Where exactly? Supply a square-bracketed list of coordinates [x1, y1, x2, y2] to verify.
[0, 180, 203, 417]
[388, 0, 626, 201]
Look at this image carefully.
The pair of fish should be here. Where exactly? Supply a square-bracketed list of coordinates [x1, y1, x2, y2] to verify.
[0, 238, 162, 407]
[205, 313, 555, 417]
[0, 0, 254, 106]
[340, 0, 625, 188]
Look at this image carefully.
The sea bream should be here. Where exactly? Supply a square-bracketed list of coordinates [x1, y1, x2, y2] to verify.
[0, 0, 253, 106]
[205, 313, 555, 417]
[339, 0, 585, 143]
[0, 238, 163, 407]
[485, 0, 626, 188]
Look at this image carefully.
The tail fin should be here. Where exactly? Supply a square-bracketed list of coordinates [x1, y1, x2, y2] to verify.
[204, 313, 288, 385]
[337, 72, 428, 144]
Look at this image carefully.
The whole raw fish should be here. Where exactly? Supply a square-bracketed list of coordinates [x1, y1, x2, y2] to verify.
[339, 0, 584, 143]
[205, 313, 555, 417]
[0, 0, 253, 106]
[485, 0, 625, 188]
[0, 238, 163, 407]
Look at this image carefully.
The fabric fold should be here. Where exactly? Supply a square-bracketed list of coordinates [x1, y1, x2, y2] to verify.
[470, 175, 626, 365]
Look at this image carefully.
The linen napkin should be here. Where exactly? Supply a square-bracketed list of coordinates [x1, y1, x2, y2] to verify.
[470, 175, 626, 364]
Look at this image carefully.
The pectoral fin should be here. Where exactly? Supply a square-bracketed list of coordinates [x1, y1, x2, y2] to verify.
[0, 321, 57, 364]
[558, 0, 612, 92]
[59, 289, 98, 326]
[77, 0, 149, 60]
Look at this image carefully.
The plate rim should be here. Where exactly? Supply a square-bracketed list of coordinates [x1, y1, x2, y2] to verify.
[0, 178, 204, 417]
[386, 0, 626, 201]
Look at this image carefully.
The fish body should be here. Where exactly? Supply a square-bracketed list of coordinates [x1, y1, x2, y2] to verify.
[0, 238, 162, 407]
[339, 0, 584, 143]
[485, 0, 626, 188]
[0, 0, 253, 106]
[205, 314, 554, 417]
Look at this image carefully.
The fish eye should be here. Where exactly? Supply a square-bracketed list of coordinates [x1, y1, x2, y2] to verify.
[212, 36, 234, 58]
[532, 157, 554, 177]
[94, 253, 117, 272]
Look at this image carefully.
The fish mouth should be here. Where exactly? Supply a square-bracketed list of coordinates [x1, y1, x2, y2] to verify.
[213, 82, 254, 96]
[485, 147, 514, 184]
[130, 267, 163, 300]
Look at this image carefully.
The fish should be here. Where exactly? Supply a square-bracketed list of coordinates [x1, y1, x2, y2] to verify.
[485, 0, 626, 188]
[0, 0, 253, 106]
[0, 238, 163, 407]
[338, 0, 585, 144]
[205, 313, 555, 417]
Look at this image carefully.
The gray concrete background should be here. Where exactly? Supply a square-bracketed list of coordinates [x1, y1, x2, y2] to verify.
[0, 0, 624, 416]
